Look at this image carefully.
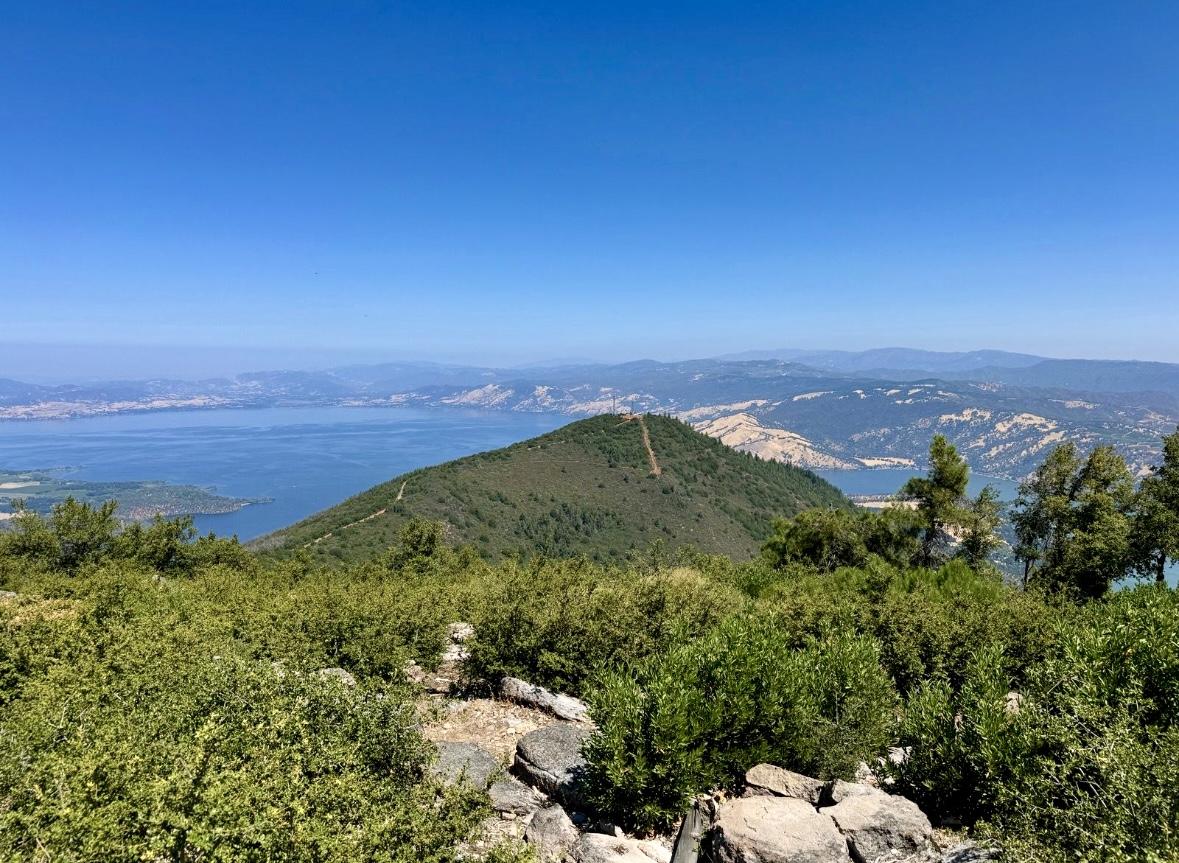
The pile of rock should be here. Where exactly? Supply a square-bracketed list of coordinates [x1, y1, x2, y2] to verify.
[416, 631, 990, 863]
[432, 719, 672, 862]
[708, 763, 941, 863]
[435, 734, 994, 863]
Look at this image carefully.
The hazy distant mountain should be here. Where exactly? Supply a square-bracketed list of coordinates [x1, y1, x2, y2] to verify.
[4, 353, 1178, 480]
[716, 347, 1046, 373]
[948, 359, 1179, 395]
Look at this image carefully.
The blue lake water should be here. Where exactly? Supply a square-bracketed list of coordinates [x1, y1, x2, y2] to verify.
[0, 407, 569, 540]
[814, 468, 1021, 501]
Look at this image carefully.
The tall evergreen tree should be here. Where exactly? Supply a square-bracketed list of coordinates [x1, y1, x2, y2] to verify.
[902, 435, 970, 567]
[1130, 426, 1179, 584]
[1012, 443, 1135, 599]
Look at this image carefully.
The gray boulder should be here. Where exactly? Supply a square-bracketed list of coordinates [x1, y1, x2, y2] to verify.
[708, 796, 851, 863]
[489, 777, 545, 815]
[430, 741, 501, 789]
[567, 833, 660, 863]
[513, 723, 590, 808]
[823, 790, 934, 863]
[526, 804, 579, 860]
[502, 675, 592, 722]
[823, 779, 879, 806]
[744, 763, 827, 804]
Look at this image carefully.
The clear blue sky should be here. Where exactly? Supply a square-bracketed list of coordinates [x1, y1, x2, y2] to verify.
[3, 1, 1177, 377]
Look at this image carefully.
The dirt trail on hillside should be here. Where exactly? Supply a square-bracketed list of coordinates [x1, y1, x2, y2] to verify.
[619, 413, 661, 475]
[396, 480, 407, 501]
[305, 508, 387, 547]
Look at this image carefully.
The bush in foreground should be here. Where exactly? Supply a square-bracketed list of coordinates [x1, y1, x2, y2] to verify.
[582, 616, 896, 832]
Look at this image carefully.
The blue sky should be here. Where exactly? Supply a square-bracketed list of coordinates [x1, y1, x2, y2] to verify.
[2, 1, 1177, 377]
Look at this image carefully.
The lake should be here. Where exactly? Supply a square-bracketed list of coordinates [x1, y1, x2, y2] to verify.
[813, 468, 1021, 501]
[0, 407, 569, 540]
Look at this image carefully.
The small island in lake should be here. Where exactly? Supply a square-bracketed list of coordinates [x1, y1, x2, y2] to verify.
[0, 469, 270, 523]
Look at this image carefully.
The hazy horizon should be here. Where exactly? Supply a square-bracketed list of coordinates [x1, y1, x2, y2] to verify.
[1, 339, 1171, 385]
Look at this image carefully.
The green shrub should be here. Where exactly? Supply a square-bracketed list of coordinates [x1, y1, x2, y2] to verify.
[889, 644, 1036, 820]
[583, 617, 896, 832]
[0, 577, 486, 862]
[758, 559, 1061, 697]
[463, 558, 744, 697]
[891, 586, 1179, 862]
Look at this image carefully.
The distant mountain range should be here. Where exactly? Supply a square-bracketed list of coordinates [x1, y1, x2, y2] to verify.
[4, 348, 1178, 480]
[250, 414, 849, 565]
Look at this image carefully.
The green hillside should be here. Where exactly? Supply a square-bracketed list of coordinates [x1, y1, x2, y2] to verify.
[251, 413, 849, 564]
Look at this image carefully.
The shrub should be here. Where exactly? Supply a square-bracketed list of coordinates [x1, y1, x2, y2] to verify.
[0, 577, 486, 862]
[463, 558, 744, 697]
[891, 585, 1179, 862]
[582, 617, 896, 832]
[888, 644, 1036, 820]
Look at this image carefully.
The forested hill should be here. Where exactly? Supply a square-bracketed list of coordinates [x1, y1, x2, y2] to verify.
[251, 414, 849, 564]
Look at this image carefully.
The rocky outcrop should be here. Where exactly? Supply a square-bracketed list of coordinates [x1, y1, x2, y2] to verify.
[512, 723, 590, 809]
[501, 676, 592, 722]
[568, 832, 667, 862]
[489, 778, 544, 816]
[698, 764, 939, 863]
[526, 804, 580, 860]
[431, 741, 501, 789]
[745, 763, 827, 805]
[825, 790, 933, 863]
[708, 796, 851, 863]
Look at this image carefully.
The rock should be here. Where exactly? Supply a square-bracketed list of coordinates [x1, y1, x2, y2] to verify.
[823, 790, 934, 863]
[823, 779, 879, 806]
[526, 804, 579, 860]
[744, 763, 827, 804]
[637, 839, 673, 863]
[513, 723, 590, 808]
[489, 778, 545, 815]
[431, 741, 501, 789]
[501, 676, 592, 723]
[448, 621, 475, 642]
[1004, 691, 1024, 716]
[316, 667, 357, 686]
[568, 833, 660, 863]
[707, 796, 851, 863]
[941, 840, 1000, 862]
[854, 762, 879, 786]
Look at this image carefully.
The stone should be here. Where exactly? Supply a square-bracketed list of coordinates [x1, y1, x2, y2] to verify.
[448, 621, 476, 642]
[513, 723, 590, 808]
[823, 779, 879, 806]
[567, 833, 660, 863]
[501, 676, 592, 722]
[526, 804, 579, 860]
[316, 667, 357, 686]
[431, 741, 501, 789]
[823, 790, 934, 863]
[744, 763, 827, 804]
[637, 839, 673, 863]
[707, 796, 851, 863]
[489, 778, 545, 815]
[941, 840, 1000, 862]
